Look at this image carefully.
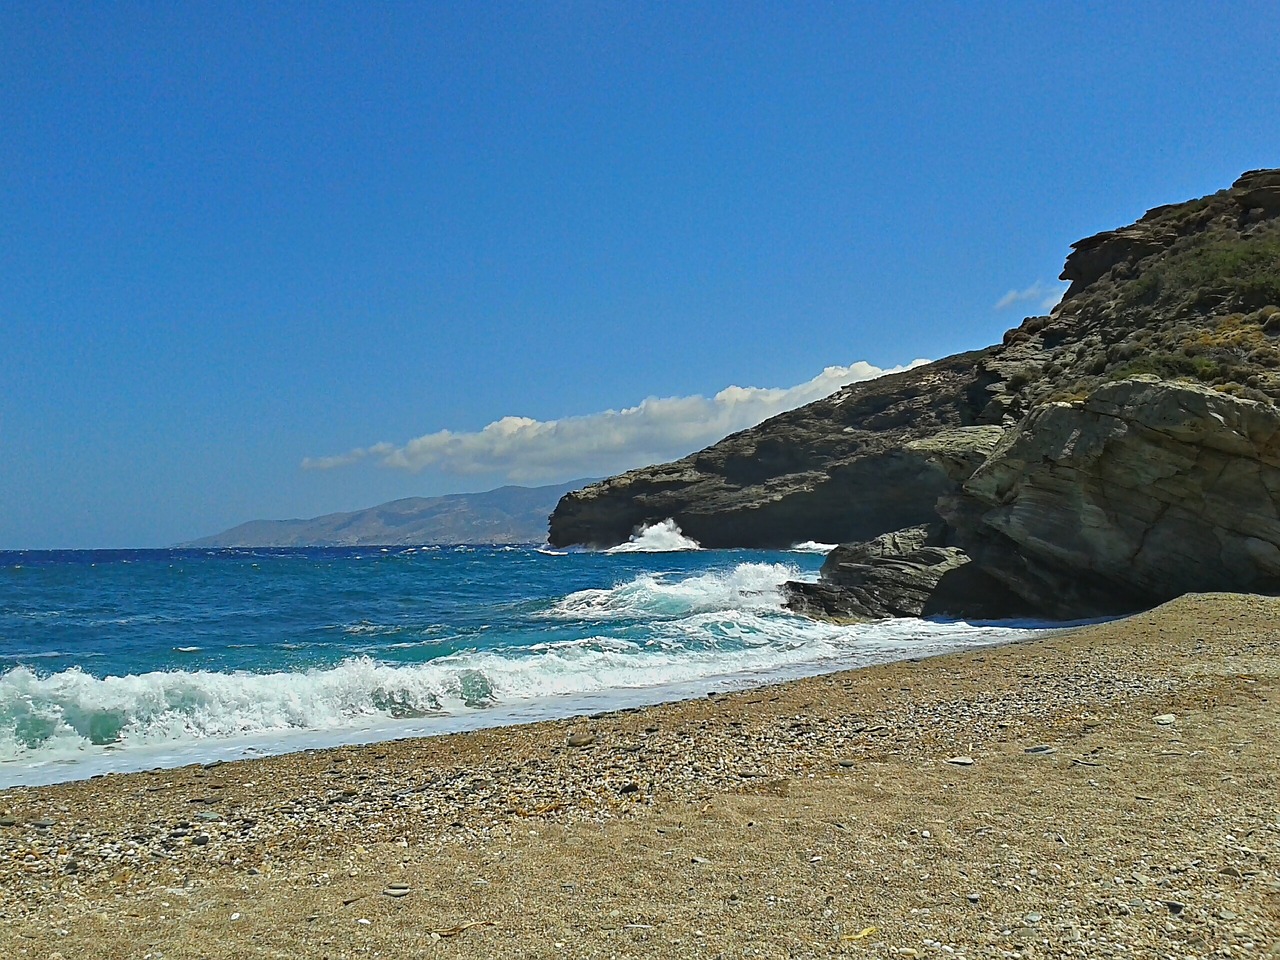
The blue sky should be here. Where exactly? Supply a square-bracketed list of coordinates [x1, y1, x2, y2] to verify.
[3, 2, 1278, 547]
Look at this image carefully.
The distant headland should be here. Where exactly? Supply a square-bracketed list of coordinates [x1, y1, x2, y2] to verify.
[185, 479, 597, 547]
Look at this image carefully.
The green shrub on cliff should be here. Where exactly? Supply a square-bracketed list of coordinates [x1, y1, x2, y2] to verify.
[1121, 233, 1280, 313]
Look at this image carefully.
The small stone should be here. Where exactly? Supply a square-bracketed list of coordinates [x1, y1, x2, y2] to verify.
[1154, 714, 1176, 725]
[619, 781, 640, 794]
[836, 759, 857, 768]
[1165, 900, 1185, 915]
[192, 835, 210, 846]
[0, 816, 15, 827]
[1219, 865, 1243, 878]
[386, 882, 410, 890]
[945, 756, 974, 766]
[382, 887, 410, 898]
[567, 732, 595, 748]
[195, 812, 222, 822]
[1024, 745, 1056, 755]
[967, 893, 981, 904]
[1025, 912, 1042, 924]
[30, 818, 55, 828]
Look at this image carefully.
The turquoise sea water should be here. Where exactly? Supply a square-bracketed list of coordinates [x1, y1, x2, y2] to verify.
[0, 540, 1051, 787]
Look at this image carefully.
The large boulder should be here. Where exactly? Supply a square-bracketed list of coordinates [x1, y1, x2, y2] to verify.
[783, 524, 1029, 621]
[942, 377, 1280, 617]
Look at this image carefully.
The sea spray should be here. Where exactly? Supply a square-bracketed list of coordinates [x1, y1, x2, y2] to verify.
[789, 541, 838, 554]
[605, 519, 702, 553]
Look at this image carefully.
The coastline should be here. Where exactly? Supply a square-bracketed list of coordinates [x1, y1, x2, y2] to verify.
[2, 592, 1277, 956]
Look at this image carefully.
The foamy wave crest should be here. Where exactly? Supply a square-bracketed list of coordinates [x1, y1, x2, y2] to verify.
[0, 615, 1047, 781]
[0, 658, 492, 761]
[549, 562, 802, 620]
[605, 519, 702, 554]
[789, 541, 838, 554]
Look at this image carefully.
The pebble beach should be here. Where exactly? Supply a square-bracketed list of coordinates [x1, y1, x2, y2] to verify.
[1, 592, 1277, 958]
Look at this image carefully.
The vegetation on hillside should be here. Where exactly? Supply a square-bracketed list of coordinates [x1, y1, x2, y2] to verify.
[1000, 201, 1280, 407]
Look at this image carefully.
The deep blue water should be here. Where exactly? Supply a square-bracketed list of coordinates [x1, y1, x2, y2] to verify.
[0, 542, 1047, 786]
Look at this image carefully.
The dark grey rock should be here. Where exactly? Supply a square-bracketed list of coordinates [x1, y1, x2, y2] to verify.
[783, 527, 1031, 621]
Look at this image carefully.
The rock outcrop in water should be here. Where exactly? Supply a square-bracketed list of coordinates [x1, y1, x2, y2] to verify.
[549, 169, 1280, 618]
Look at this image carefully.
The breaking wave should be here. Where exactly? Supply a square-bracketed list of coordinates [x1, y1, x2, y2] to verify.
[0, 557, 1048, 784]
[605, 519, 702, 553]
[548, 562, 799, 619]
[789, 541, 838, 554]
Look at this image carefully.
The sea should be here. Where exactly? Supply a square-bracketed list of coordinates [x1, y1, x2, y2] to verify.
[0, 523, 1055, 788]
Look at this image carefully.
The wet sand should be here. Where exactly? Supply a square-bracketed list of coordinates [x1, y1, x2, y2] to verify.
[1, 593, 1277, 958]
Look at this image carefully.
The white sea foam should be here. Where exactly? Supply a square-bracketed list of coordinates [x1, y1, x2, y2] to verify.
[605, 519, 702, 553]
[789, 541, 838, 554]
[0, 560, 1055, 787]
[548, 562, 801, 620]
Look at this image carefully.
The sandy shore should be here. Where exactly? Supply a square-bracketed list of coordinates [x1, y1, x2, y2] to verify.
[1, 593, 1277, 958]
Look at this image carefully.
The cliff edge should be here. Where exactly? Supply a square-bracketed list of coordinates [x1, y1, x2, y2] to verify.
[551, 169, 1280, 617]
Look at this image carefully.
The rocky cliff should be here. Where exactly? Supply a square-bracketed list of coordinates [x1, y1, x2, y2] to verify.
[548, 350, 1007, 548]
[551, 169, 1280, 618]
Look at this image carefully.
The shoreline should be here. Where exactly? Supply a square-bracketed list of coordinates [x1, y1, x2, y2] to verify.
[2, 592, 1277, 957]
[0, 616, 1054, 790]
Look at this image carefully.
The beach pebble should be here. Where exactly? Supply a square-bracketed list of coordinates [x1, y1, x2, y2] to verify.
[382, 887, 410, 898]
[567, 732, 595, 748]
[1154, 714, 1176, 725]
[836, 759, 858, 768]
[945, 756, 974, 766]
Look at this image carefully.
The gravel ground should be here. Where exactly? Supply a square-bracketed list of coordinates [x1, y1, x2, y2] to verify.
[0, 592, 1277, 958]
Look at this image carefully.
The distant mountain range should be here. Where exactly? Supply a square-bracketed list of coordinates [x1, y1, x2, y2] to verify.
[184, 479, 596, 547]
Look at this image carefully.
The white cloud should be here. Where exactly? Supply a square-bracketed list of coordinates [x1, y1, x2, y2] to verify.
[302, 360, 928, 483]
[995, 280, 1067, 313]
